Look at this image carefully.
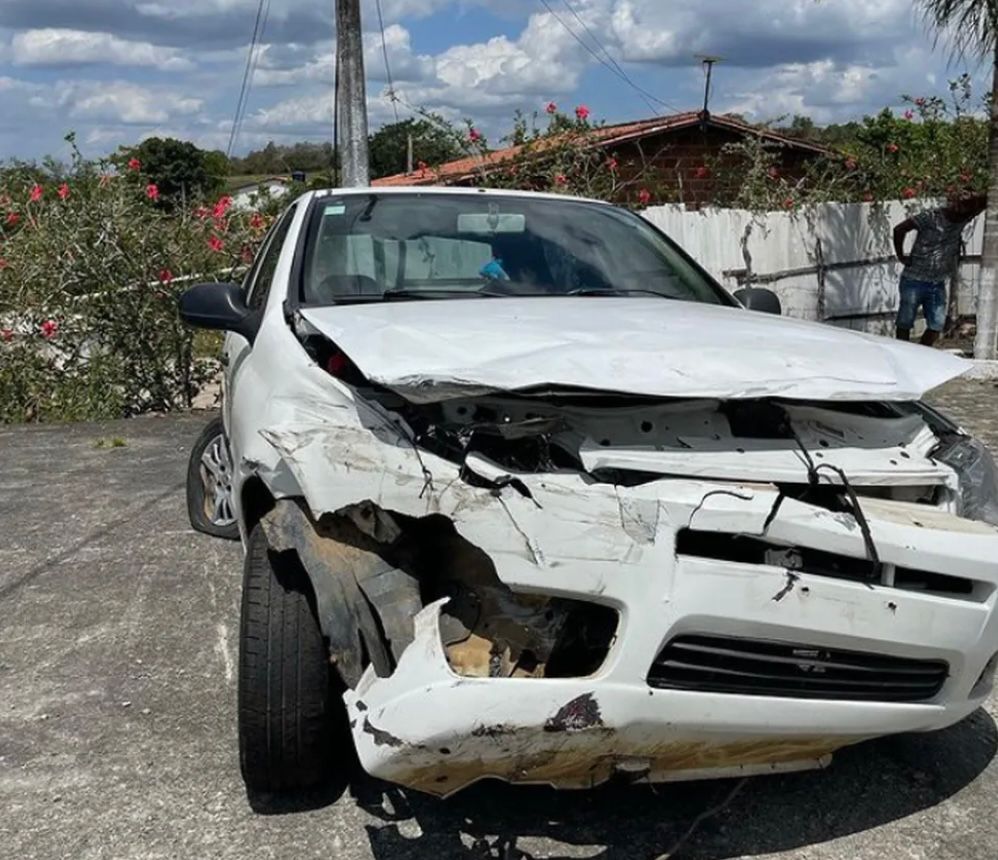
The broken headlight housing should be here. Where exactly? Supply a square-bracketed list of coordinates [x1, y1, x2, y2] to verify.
[934, 433, 998, 526]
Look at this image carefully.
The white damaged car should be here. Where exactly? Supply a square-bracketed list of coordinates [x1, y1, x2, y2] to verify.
[180, 188, 998, 798]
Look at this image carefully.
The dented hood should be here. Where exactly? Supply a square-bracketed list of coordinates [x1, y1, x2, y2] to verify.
[300, 297, 968, 403]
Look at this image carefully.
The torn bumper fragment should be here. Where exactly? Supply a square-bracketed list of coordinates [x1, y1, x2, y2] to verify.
[251, 386, 998, 797]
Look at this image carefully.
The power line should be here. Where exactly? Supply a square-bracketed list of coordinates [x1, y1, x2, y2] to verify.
[559, 0, 626, 76]
[227, 0, 267, 157]
[538, 0, 629, 99]
[557, 0, 668, 115]
[536, 0, 684, 115]
[227, 0, 272, 158]
[374, 0, 400, 123]
[240, 0, 272, 147]
[391, 91, 456, 137]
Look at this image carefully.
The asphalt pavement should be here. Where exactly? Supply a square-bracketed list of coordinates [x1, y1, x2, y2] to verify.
[2, 380, 998, 860]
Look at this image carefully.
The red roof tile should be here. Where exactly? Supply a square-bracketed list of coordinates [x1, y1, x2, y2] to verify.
[373, 112, 830, 187]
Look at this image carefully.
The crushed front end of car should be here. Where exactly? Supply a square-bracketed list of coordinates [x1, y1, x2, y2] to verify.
[238, 301, 998, 797]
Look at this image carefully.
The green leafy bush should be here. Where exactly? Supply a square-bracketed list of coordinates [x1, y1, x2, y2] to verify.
[415, 102, 665, 207]
[0, 141, 269, 423]
[708, 76, 988, 212]
[419, 79, 987, 213]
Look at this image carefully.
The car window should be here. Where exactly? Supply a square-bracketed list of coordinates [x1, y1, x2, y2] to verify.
[247, 205, 297, 310]
[241, 210, 287, 294]
[300, 194, 732, 306]
[310, 231, 494, 290]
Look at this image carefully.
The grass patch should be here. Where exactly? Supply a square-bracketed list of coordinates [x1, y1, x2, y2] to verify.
[94, 437, 127, 449]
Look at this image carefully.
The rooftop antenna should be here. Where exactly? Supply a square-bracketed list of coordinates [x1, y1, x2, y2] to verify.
[696, 54, 723, 129]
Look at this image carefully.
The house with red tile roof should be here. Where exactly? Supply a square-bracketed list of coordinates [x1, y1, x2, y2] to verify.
[374, 111, 831, 208]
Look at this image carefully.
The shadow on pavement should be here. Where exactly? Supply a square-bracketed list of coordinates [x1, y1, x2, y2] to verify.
[343, 708, 996, 859]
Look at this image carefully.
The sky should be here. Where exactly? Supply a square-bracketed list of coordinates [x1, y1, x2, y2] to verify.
[0, 0, 988, 162]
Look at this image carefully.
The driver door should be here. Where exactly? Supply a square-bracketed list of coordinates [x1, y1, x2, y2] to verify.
[221, 204, 297, 433]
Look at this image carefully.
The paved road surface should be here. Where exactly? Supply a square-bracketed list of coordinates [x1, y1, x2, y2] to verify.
[2, 380, 998, 859]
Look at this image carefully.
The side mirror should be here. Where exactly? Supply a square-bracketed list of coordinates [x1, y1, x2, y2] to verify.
[734, 287, 782, 315]
[179, 283, 261, 343]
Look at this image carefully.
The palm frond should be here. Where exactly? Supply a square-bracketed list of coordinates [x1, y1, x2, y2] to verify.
[919, 0, 998, 58]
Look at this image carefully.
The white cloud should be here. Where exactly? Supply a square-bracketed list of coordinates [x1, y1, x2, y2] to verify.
[0, 75, 37, 93]
[365, 0, 466, 20]
[254, 26, 433, 89]
[0, 0, 982, 160]
[56, 81, 203, 124]
[135, 0, 285, 22]
[254, 41, 333, 87]
[603, 0, 919, 66]
[245, 87, 399, 136]
[252, 11, 585, 131]
[359, 0, 909, 126]
[715, 41, 985, 125]
[131, 0, 453, 24]
[609, 1, 683, 63]
[12, 28, 194, 71]
[434, 11, 584, 95]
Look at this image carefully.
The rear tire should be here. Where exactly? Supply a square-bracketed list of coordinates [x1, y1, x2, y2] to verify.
[238, 524, 341, 793]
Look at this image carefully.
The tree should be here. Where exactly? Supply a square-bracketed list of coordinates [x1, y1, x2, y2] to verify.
[368, 118, 462, 178]
[919, 0, 998, 358]
[781, 115, 819, 139]
[203, 149, 231, 187]
[229, 141, 334, 177]
[114, 138, 227, 207]
[0, 141, 262, 421]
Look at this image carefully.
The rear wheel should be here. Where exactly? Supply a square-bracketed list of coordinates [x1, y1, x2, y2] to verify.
[238, 524, 346, 793]
[186, 417, 239, 540]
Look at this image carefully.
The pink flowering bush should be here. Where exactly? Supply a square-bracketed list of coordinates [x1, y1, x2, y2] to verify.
[442, 104, 666, 207]
[708, 76, 987, 212]
[408, 76, 988, 215]
[0, 139, 265, 422]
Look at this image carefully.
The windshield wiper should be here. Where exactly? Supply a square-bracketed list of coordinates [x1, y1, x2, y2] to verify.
[380, 288, 495, 301]
[569, 288, 678, 299]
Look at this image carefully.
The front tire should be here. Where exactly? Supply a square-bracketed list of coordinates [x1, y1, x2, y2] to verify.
[238, 524, 341, 793]
[186, 417, 240, 540]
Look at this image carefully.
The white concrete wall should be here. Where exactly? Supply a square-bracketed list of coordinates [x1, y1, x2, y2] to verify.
[641, 200, 985, 335]
[231, 182, 291, 211]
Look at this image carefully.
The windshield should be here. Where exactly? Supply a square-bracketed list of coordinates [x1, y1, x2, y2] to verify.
[300, 193, 733, 306]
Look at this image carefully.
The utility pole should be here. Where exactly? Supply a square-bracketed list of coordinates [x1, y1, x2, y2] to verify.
[335, 0, 370, 186]
[407, 133, 414, 175]
[975, 61, 998, 360]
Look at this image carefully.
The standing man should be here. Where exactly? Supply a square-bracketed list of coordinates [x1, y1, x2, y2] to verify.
[893, 193, 986, 346]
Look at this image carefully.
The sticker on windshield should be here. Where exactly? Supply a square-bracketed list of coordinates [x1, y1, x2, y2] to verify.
[324, 204, 346, 216]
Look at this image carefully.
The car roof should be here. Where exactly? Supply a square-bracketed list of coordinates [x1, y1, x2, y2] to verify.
[298, 186, 611, 207]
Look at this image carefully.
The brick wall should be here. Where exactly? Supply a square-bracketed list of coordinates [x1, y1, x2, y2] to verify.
[609, 125, 819, 209]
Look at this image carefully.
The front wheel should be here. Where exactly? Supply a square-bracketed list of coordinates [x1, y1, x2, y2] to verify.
[238, 524, 348, 793]
[186, 416, 240, 540]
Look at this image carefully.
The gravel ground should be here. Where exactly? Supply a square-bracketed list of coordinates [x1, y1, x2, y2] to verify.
[2, 378, 997, 860]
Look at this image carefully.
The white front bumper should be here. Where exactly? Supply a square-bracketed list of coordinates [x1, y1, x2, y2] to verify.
[255, 418, 998, 796]
[339, 480, 998, 796]
[346, 589, 988, 797]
